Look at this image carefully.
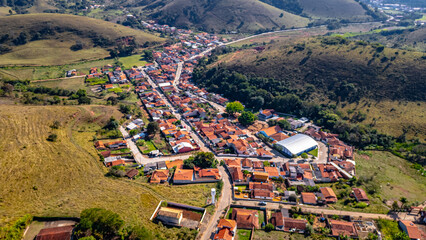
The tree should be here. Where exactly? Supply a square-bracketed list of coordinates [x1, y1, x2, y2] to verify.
[143, 50, 153, 61]
[289, 194, 297, 202]
[107, 96, 118, 105]
[305, 224, 313, 236]
[105, 117, 119, 130]
[238, 111, 257, 126]
[263, 161, 270, 167]
[47, 134, 57, 142]
[400, 197, 408, 209]
[108, 165, 126, 177]
[392, 201, 399, 211]
[78, 96, 92, 104]
[301, 152, 308, 159]
[146, 122, 159, 136]
[129, 129, 138, 136]
[264, 223, 275, 232]
[76, 208, 124, 239]
[1, 83, 13, 96]
[277, 119, 291, 130]
[226, 101, 244, 115]
[184, 152, 218, 169]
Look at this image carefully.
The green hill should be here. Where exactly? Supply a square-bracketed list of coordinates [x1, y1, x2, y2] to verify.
[350, 27, 426, 52]
[145, 0, 309, 33]
[299, 0, 370, 20]
[194, 37, 426, 138]
[0, 14, 164, 66]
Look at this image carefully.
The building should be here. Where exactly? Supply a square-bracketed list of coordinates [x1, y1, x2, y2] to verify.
[283, 217, 307, 233]
[36, 226, 74, 240]
[399, 221, 424, 240]
[270, 211, 284, 230]
[126, 169, 139, 179]
[252, 172, 269, 182]
[214, 219, 237, 240]
[264, 166, 280, 179]
[320, 187, 337, 203]
[231, 208, 259, 229]
[329, 220, 358, 238]
[274, 134, 318, 156]
[352, 188, 369, 204]
[301, 192, 317, 205]
[156, 207, 183, 226]
[173, 169, 194, 184]
[150, 170, 169, 183]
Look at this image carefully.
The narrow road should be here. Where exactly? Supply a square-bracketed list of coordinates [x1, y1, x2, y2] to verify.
[200, 166, 232, 240]
[234, 200, 397, 220]
[119, 126, 145, 164]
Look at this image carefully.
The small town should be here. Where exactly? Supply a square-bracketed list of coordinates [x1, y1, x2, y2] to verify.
[1, 2, 425, 239]
[58, 21, 426, 240]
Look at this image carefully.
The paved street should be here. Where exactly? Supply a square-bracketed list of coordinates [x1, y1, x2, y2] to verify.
[200, 166, 232, 240]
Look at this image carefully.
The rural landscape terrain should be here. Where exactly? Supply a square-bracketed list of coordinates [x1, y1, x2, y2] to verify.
[0, 0, 425, 239]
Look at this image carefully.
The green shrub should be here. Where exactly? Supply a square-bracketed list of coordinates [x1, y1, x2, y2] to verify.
[264, 223, 275, 232]
[0, 215, 33, 240]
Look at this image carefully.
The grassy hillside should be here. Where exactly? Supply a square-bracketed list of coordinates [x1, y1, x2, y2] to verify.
[299, 0, 369, 20]
[146, 0, 309, 32]
[0, 14, 164, 66]
[356, 151, 426, 203]
[214, 37, 425, 102]
[0, 104, 213, 239]
[350, 27, 426, 52]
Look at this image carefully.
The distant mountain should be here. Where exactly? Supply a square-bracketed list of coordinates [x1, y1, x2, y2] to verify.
[142, 0, 310, 32]
[137, 0, 374, 32]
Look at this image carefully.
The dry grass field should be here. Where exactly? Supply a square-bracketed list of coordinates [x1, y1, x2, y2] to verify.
[0, 104, 212, 238]
[356, 151, 426, 203]
[337, 99, 426, 139]
[0, 39, 109, 66]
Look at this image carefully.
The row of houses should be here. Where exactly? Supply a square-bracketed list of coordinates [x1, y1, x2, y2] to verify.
[144, 159, 221, 184]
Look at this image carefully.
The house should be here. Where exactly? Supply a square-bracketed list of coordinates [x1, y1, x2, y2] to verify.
[157, 161, 167, 170]
[252, 172, 269, 182]
[329, 220, 358, 238]
[258, 109, 276, 120]
[259, 126, 282, 139]
[165, 159, 184, 169]
[150, 170, 169, 183]
[301, 192, 317, 205]
[352, 188, 369, 204]
[241, 158, 253, 170]
[283, 191, 297, 201]
[249, 182, 273, 191]
[173, 169, 194, 184]
[320, 187, 337, 203]
[36, 226, 74, 240]
[197, 168, 221, 180]
[214, 219, 237, 240]
[173, 142, 195, 153]
[283, 217, 307, 233]
[398, 221, 424, 240]
[251, 189, 273, 200]
[264, 167, 280, 179]
[231, 208, 259, 229]
[270, 211, 284, 230]
[156, 207, 183, 226]
[229, 167, 244, 182]
[126, 169, 139, 179]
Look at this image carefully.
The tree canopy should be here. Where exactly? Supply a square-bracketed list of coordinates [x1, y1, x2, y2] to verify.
[238, 111, 257, 126]
[183, 152, 218, 169]
[226, 101, 244, 115]
[76, 208, 124, 239]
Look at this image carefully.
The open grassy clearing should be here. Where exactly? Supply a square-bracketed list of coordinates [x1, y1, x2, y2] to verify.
[0, 104, 208, 239]
[299, 0, 370, 20]
[355, 151, 426, 203]
[30, 77, 86, 92]
[119, 54, 148, 69]
[237, 229, 252, 240]
[228, 23, 382, 48]
[0, 7, 14, 16]
[336, 99, 426, 139]
[0, 39, 109, 66]
[0, 59, 115, 81]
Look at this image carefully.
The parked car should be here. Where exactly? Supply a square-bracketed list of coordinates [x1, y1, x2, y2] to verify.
[259, 201, 267, 206]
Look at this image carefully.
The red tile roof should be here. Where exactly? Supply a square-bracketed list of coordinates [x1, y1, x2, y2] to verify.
[36, 226, 74, 240]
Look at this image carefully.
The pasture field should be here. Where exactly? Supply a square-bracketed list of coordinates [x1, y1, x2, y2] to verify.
[0, 39, 109, 66]
[119, 54, 148, 69]
[0, 104, 212, 239]
[355, 151, 426, 203]
[0, 59, 115, 81]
